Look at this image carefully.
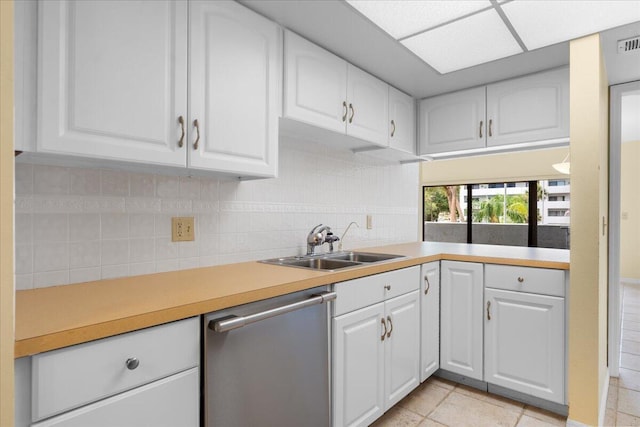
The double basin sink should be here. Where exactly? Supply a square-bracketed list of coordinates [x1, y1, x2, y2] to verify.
[260, 251, 405, 271]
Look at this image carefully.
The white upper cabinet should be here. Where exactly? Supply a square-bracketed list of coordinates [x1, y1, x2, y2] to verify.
[418, 87, 486, 155]
[38, 0, 188, 167]
[346, 65, 389, 147]
[188, 0, 280, 177]
[418, 67, 569, 156]
[36, 0, 279, 178]
[486, 67, 569, 147]
[283, 31, 390, 148]
[388, 87, 416, 154]
[284, 31, 348, 134]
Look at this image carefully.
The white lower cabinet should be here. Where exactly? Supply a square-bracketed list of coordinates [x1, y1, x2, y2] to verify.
[420, 261, 440, 382]
[440, 261, 484, 381]
[484, 265, 566, 404]
[332, 267, 420, 427]
[31, 368, 199, 427]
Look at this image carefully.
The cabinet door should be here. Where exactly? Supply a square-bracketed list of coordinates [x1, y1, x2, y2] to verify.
[384, 291, 421, 410]
[440, 261, 483, 380]
[32, 368, 199, 427]
[418, 87, 486, 155]
[346, 65, 389, 147]
[485, 288, 565, 403]
[388, 87, 416, 154]
[38, 0, 187, 166]
[421, 262, 440, 382]
[333, 303, 385, 427]
[486, 67, 569, 147]
[189, 0, 280, 177]
[284, 31, 348, 134]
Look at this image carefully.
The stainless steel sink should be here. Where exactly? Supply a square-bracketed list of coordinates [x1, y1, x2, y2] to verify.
[259, 251, 405, 271]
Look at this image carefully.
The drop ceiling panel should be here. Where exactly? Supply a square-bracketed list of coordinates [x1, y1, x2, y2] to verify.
[502, 0, 640, 50]
[346, 0, 492, 40]
[401, 9, 523, 74]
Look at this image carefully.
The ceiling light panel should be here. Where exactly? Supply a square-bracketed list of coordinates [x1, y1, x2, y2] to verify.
[401, 9, 523, 74]
[345, 0, 492, 40]
[502, 0, 640, 50]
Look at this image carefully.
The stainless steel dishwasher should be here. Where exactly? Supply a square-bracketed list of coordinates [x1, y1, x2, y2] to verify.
[204, 286, 335, 427]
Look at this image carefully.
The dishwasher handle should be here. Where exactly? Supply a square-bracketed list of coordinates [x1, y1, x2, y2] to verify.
[209, 291, 337, 333]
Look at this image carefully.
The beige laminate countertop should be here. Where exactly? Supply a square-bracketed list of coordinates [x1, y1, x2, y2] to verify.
[15, 242, 569, 358]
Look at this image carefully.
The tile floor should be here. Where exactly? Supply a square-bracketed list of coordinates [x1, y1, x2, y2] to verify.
[371, 376, 566, 427]
[604, 282, 640, 426]
[373, 282, 640, 427]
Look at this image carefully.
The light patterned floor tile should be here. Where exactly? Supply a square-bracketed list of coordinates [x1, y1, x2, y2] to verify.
[454, 384, 524, 414]
[371, 406, 424, 427]
[617, 412, 640, 426]
[622, 353, 640, 371]
[398, 381, 452, 416]
[516, 414, 565, 427]
[429, 392, 520, 427]
[428, 377, 457, 390]
[620, 368, 640, 391]
[609, 383, 620, 409]
[418, 418, 447, 427]
[603, 407, 616, 426]
[618, 388, 640, 418]
[522, 406, 566, 426]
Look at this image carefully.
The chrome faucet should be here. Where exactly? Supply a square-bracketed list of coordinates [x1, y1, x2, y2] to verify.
[306, 224, 339, 255]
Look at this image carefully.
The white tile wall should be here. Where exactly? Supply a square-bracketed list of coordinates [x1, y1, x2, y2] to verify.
[14, 140, 419, 289]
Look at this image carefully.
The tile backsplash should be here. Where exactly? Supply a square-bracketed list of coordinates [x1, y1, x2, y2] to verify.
[14, 140, 419, 289]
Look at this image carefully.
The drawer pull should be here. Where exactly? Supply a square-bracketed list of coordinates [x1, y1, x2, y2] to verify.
[125, 357, 140, 370]
[487, 301, 491, 321]
[384, 284, 391, 291]
[424, 275, 430, 295]
[177, 115, 185, 148]
[193, 119, 200, 150]
[381, 317, 387, 341]
[517, 277, 524, 283]
[342, 101, 348, 122]
[479, 120, 483, 138]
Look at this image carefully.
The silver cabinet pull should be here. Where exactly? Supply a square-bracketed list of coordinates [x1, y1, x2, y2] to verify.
[424, 275, 431, 295]
[390, 119, 396, 137]
[342, 101, 348, 122]
[487, 301, 491, 321]
[210, 291, 336, 333]
[517, 276, 524, 283]
[386, 315, 393, 338]
[479, 120, 483, 138]
[381, 317, 387, 341]
[193, 119, 200, 150]
[349, 103, 354, 123]
[125, 357, 139, 370]
[177, 116, 185, 148]
[489, 119, 493, 137]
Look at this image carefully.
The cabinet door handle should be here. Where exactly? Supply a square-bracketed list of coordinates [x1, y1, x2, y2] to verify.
[479, 120, 483, 138]
[381, 317, 387, 341]
[349, 103, 354, 123]
[391, 119, 396, 137]
[384, 284, 391, 291]
[342, 101, 348, 122]
[489, 119, 493, 137]
[125, 357, 139, 370]
[517, 276, 524, 283]
[177, 116, 185, 148]
[424, 275, 430, 295]
[386, 315, 393, 338]
[193, 119, 200, 150]
[486, 301, 491, 321]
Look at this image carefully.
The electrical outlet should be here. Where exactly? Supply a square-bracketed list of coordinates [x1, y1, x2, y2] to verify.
[172, 217, 195, 242]
[366, 214, 373, 230]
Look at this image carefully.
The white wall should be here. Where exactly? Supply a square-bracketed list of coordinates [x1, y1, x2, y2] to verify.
[14, 139, 419, 289]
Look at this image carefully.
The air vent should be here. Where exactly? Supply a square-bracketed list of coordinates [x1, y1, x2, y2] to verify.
[618, 36, 640, 54]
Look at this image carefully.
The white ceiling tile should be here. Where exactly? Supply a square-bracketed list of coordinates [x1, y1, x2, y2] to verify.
[346, 0, 492, 40]
[401, 9, 523, 74]
[502, 0, 640, 50]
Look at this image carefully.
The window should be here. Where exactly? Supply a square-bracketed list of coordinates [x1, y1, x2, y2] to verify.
[423, 180, 570, 249]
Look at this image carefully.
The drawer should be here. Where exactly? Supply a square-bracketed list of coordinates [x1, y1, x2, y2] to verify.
[485, 264, 565, 297]
[334, 266, 419, 316]
[32, 317, 199, 422]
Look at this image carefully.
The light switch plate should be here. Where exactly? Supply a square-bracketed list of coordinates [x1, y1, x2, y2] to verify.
[172, 217, 195, 242]
[366, 214, 373, 229]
